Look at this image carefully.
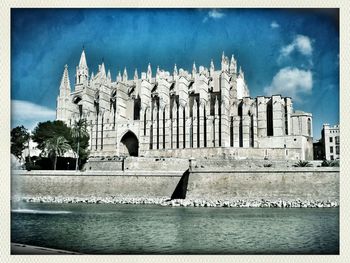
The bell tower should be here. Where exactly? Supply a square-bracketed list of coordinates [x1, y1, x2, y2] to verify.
[75, 48, 89, 91]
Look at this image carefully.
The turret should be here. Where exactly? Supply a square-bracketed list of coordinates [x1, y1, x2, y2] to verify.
[59, 64, 71, 97]
[117, 71, 122, 82]
[221, 52, 229, 72]
[100, 62, 106, 80]
[229, 55, 237, 75]
[75, 48, 89, 87]
[123, 67, 128, 82]
[210, 59, 215, 76]
[147, 63, 152, 82]
[107, 69, 111, 84]
[239, 66, 244, 80]
[192, 62, 197, 77]
[57, 64, 72, 122]
[173, 64, 178, 77]
[156, 66, 160, 80]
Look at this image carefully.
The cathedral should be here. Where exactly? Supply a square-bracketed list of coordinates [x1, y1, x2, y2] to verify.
[56, 49, 313, 160]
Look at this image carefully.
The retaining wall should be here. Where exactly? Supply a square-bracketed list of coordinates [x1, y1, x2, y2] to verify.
[11, 170, 183, 199]
[11, 167, 339, 202]
[187, 168, 339, 201]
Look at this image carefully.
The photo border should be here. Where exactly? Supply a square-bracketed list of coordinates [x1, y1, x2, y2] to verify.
[1, 1, 349, 262]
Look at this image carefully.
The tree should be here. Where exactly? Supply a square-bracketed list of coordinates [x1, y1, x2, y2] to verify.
[44, 136, 72, 170]
[71, 119, 89, 171]
[32, 120, 72, 151]
[11, 126, 30, 161]
[293, 160, 313, 167]
[31, 120, 90, 170]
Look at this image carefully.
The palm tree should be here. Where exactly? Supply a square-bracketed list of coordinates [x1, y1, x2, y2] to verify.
[71, 118, 89, 171]
[293, 160, 313, 167]
[44, 136, 72, 170]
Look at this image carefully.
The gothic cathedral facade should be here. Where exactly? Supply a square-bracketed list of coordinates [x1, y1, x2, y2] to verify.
[56, 49, 313, 160]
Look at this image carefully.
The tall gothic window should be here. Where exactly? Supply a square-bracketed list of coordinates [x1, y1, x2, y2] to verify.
[238, 102, 243, 147]
[134, 96, 141, 120]
[267, 99, 273, 136]
[284, 101, 288, 135]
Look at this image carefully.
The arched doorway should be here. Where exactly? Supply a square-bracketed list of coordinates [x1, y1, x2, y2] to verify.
[119, 131, 139, 157]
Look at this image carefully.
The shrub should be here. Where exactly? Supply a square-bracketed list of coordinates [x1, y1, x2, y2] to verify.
[321, 160, 340, 167]
[293, 160, 313, 167]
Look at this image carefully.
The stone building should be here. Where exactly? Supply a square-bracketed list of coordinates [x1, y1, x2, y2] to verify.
[56, 49, 313, 160]
[321, 124, 340, 160]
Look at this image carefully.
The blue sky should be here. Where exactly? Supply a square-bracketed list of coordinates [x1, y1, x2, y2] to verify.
[11, 8, 339, 139]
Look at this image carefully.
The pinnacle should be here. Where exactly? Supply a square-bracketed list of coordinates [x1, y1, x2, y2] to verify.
[78, 49, 88, 68]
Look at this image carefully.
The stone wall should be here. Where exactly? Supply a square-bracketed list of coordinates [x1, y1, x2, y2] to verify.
[11, 170, 183, 199]
[187, 168, 339, 201]
[143, 147, 302, 160]
[84, 157, 189, 171]
[12, 167, 339, 203]
[124, 157, 188, 171]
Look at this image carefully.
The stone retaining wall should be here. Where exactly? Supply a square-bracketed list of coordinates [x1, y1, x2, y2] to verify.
[11, 170, 183, 199]
[187, 168, 339, 201]
[11, 167, 339, 203]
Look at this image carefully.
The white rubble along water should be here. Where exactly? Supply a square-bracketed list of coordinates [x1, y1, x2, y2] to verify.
[12, 196, 339, 208]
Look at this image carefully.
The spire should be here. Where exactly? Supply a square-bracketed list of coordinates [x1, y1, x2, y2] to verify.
[173, 64, 178, 76]
[107, 69, 111, 83]
[192, 61, 197, 76]
[59, 64, 71, 96]
[147, 63, 152, 81]
[90, 71, 94, 80]
[100, 62, 106, 79]
[210, 59, 215, 74]
[123, 67, 128, 82]
[239, 66, 244, 79]
[78, 49, 88, 69]
[76, 48, 89, 86]
[117, 71, 122, 82]
[134, 68, 138, 80]
[229, 54, 237, 74]
[221, 52, 228, 71]
[156, 65, 160, 79]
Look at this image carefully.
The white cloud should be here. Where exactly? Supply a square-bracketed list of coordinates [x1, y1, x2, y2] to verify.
[203, 9, 225, 23]
[280, 35, 313, 58]
[270, 21, 280, 28]
[11, 100, 56, 131]
[208, 10, 225, 19]
[264, 67, 313, 101]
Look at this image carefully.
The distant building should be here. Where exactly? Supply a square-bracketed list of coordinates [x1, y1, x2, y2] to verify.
[313, 124, 340, 160]
[322, 124, 340, 160]
[56, 49, 314, 160]
[21, 139, 41, 161]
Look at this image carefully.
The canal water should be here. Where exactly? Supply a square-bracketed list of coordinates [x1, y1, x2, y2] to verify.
[11, 203, 339, 254]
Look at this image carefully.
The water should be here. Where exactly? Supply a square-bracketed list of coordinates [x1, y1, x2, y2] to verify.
[11, 203, 339, 254]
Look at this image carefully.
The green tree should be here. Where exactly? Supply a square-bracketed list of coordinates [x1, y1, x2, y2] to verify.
[71, 119, 89, 171]
[32, 120, 90, 169]
[32, 120, 72, 151]
[44, 136, 72, 170]
[11, 125, 30, 161]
